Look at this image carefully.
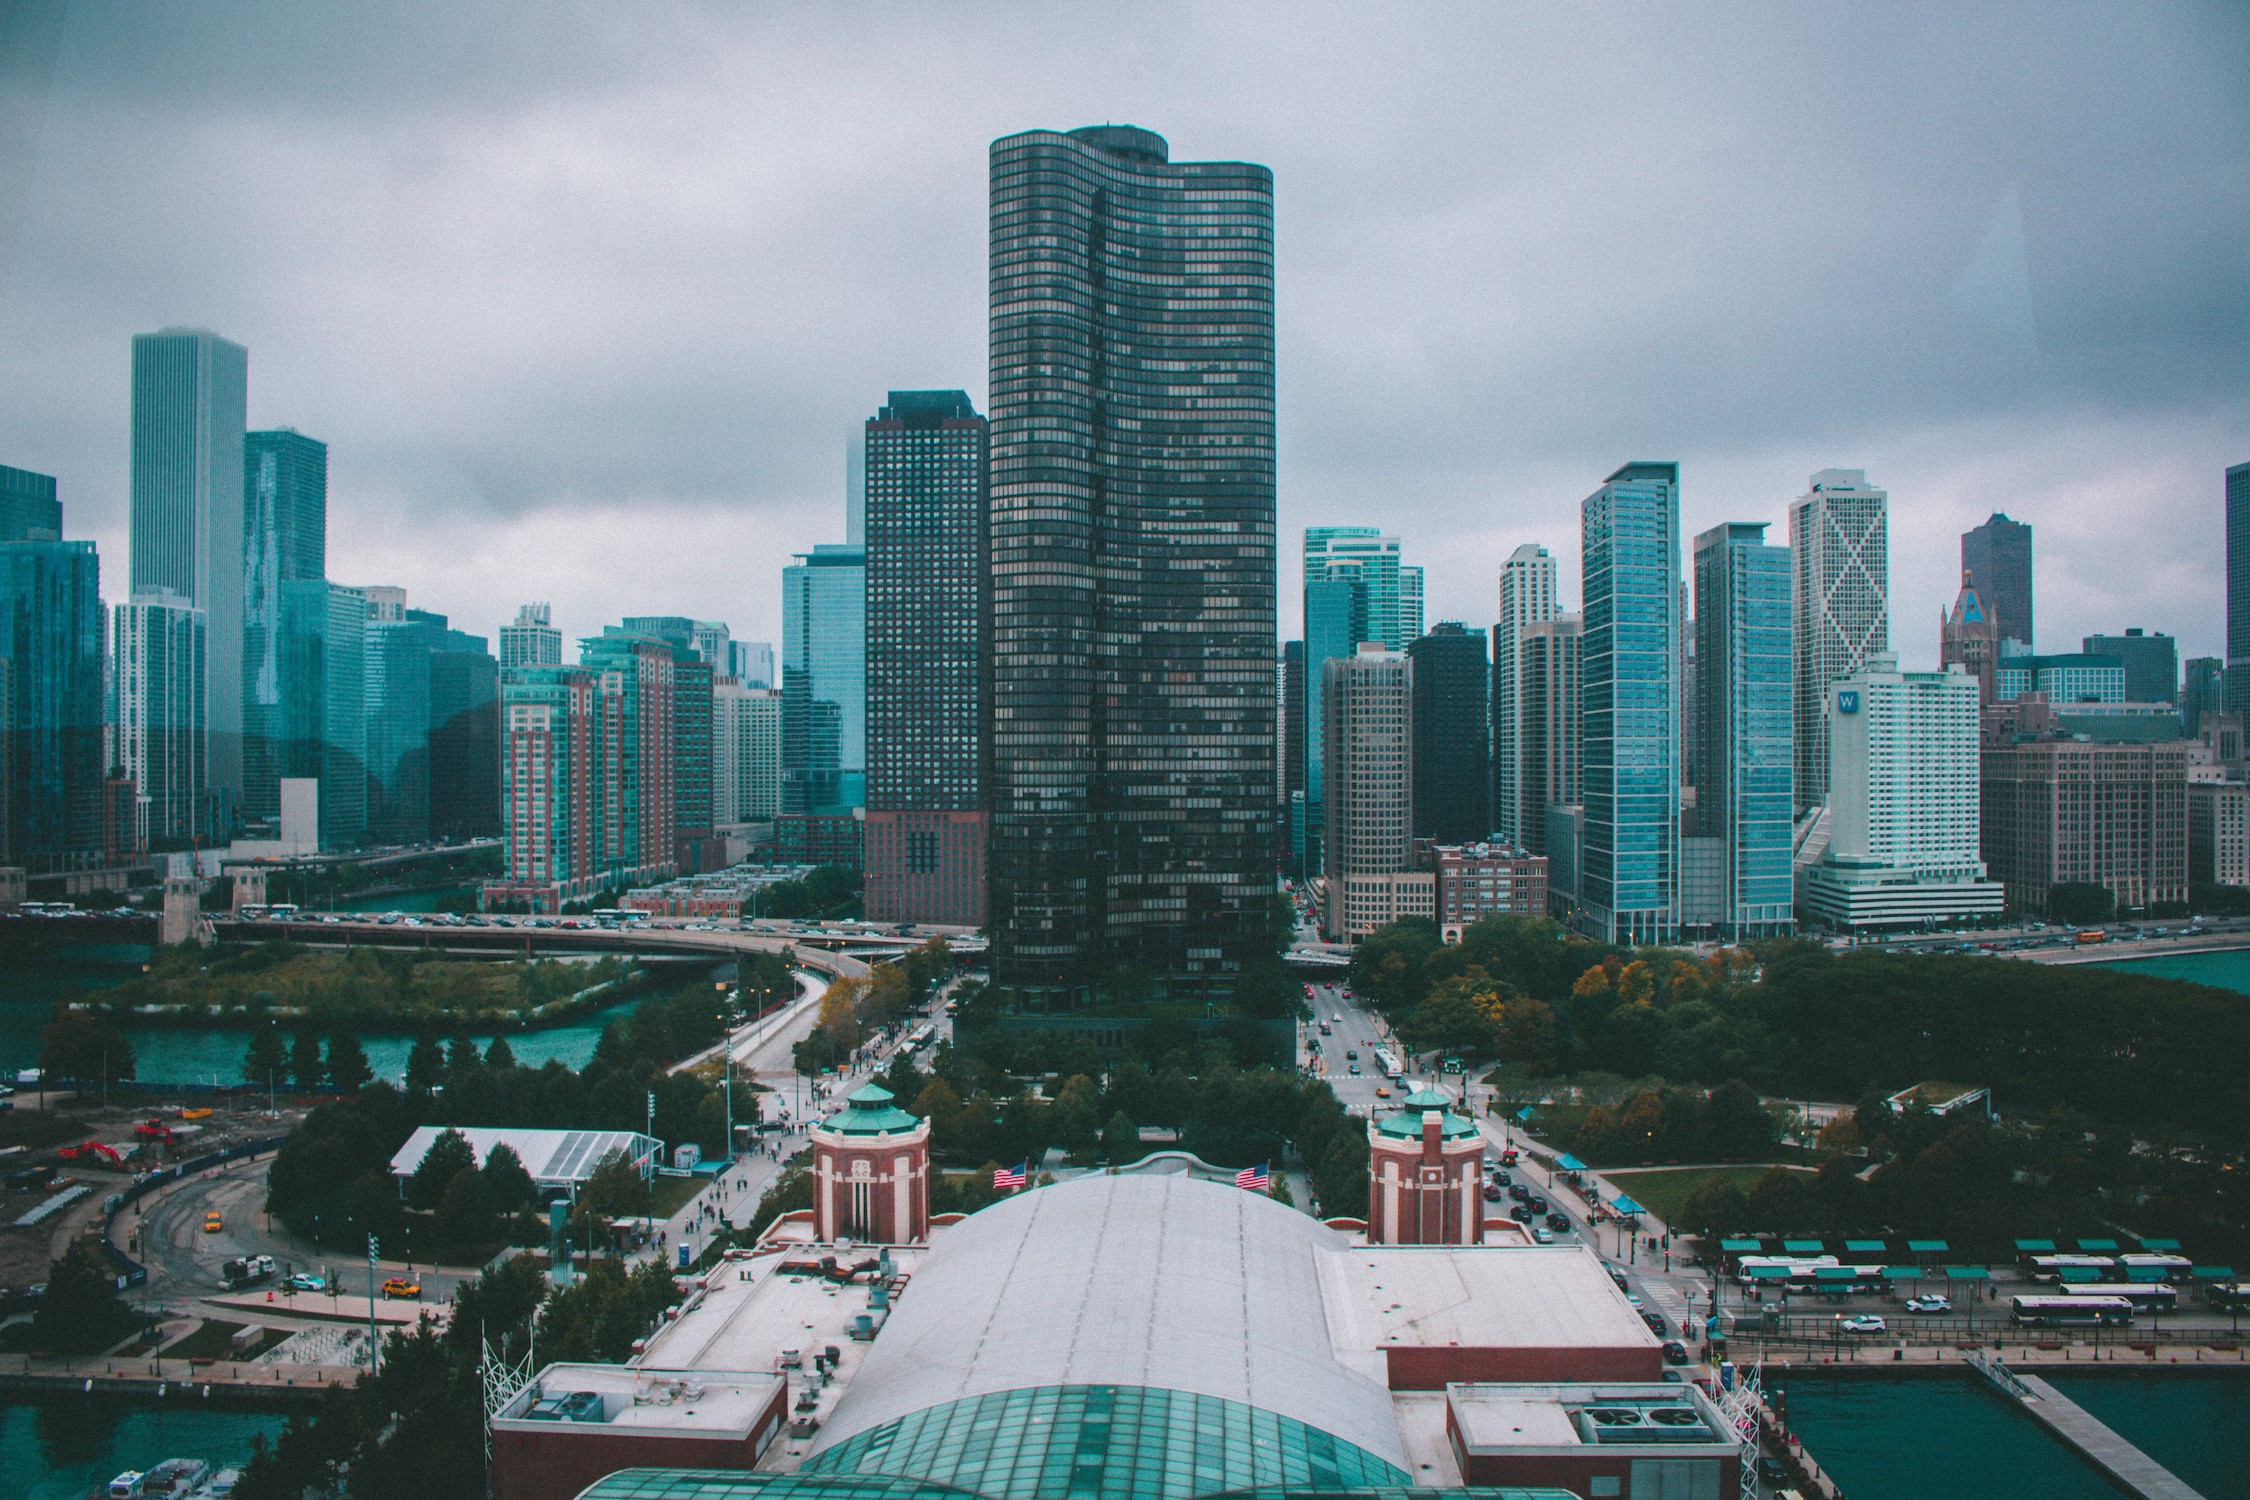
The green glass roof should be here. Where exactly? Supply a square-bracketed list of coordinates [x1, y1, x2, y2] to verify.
[805, 1384, 1411, 1500]
[573, 1476, 1580, 1500]
[1372, 1090, 1477, 1141]
[824, 1082, 922, 1136]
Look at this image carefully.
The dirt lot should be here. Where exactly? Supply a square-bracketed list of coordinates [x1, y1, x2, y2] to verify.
[0, 1095, 302, 1295]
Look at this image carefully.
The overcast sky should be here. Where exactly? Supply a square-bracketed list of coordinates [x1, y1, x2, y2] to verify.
[1, 1, 2244, 668]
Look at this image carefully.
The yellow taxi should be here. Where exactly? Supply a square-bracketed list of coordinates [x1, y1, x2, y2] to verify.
[202, 1211, 223, 1233]
[380, 1277, 421, 1299]
[1373, 1086, 1393, 1099]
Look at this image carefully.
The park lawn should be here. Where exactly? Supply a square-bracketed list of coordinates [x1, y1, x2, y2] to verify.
[160, 1318, 291, 1361]
[651, 1174, 706, 1219]
[1603, 1164, 1810, 1228]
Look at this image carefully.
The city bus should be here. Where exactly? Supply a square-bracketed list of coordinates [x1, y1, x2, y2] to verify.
[1372, 1047, 1404, 1080]
[1733, 1254, 1838, 1285]
[267, 903, 301, 921]
[2060, 1282, 2179, 1312]
[2115, 1253, 2193, 1276]
[2011, 1294, 2134, 1327]
[2026, 1254, 2115, 1280]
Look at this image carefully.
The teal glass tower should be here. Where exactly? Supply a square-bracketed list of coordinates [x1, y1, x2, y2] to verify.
[782, 544, 866, 817]
[242, 428, 327, 824]
[1580, 462, 1680, 945]
[0, 531, 104, 863]
[131, 328, 247, 831]
[1692, 521, 1794, 937]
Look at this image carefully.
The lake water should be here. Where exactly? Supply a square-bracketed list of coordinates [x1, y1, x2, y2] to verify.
[0, 940, 665, 1086]
[0, 1392, 284, 1500]
[2099, 945, 2250, 992]
[1773, 1371, 2120, 1500]
[1776, 1369, 2250, 1500]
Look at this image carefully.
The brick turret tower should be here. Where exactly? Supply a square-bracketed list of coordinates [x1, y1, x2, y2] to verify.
[1366, 1085, 1484, 1245]
[809, 1082, 930, 1244]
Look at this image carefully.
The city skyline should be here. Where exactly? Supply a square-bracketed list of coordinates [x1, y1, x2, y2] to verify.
[0, 7, 2242, 665]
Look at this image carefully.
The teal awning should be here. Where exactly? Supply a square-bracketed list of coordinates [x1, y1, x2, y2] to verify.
[1814, 1266, 1857, 1281]
[1783, 1238, 1823, 1253]
[2077, 1238, 2120, 1252]
[1881, 1266, 1921, 1281]
[2137, 1238, 2181, 1251]
[1845, 1239, 1886, 1253]
[1907, 1239, 1949, 1253]
[2014, 1238, 2056, 1252]
[2193, 1266, 2236, 1280]
[1721, 1238, 1762, 1253]
[2060, 1266, 2100, 1283]
[1611, 1195, 1645, 1215]
[1554, 1153, 1587, 1172]
[1515, 1106, 1540, 1121]
[1944, 1265, 1990, 1280]
[1749, 1265, 1791, 1280]
[2127, 1265, 2169, 1283]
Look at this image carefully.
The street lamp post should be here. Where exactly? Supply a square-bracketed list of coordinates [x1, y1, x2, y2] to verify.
[367, 1236, 381, 1375]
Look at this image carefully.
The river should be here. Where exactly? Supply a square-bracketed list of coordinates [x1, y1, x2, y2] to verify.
[2, 1391, 284, 1500]
[0, 940, 663, 1087]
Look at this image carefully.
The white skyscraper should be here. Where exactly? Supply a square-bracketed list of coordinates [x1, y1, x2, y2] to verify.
[1493, 543, 1557, 846]
[1399, 564, 1424, 645]
[1799, 654, 2003, 929]
[500, 603, 563, 670]
[1790, 468, 1889, 814]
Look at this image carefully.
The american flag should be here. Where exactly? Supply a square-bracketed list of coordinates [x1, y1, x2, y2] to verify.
[1235, 1163, 1270, 1192]
[993, 1162, 1028, 1190]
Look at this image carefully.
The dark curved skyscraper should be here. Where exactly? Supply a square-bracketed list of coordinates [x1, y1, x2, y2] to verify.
[987, 125, 1276, 999]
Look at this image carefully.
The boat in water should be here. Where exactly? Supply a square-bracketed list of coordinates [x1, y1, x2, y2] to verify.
[106, 1471, 144, 1500]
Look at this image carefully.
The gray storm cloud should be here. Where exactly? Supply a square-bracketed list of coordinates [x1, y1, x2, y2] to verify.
[0, 0, 2242, 659]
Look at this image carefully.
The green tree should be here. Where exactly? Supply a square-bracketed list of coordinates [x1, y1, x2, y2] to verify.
[31, 1241, 138, 1353]
[243, 1024, 290, 1091]
[290, 1025, 325, 1092]
[433, 1164, 495, 1260]
[481, 1142, 536, 1216]
[40, 1006, 135, 1089]
[351, 1169, 409, 1253]
[2048, 882, 2116, 925]
[1101, 1109, 1139, 1165]
[410, 1128, 477, 1210]
[1676, 1175, 1752, 1236]
[327, 1030, 373, 1094]
[1745, 1166, 1815, 1231]
[406, 1032, 447, 1093]
[484, 1036, 517, 1070]
[1314, 1131, 1370, 1218]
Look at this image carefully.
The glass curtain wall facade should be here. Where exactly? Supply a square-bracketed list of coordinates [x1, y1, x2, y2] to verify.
[242, 428, 327, 824]
[1407, 623, 1489, 844]
[2230, 463, 2250, 718]
[1790, 469, 1889, 814]
[0, 538, 103, 864]
[987, 124, 1276, 999]
[1492, 543, 1556, 846]
[1691, 522, 1794, 938]
[864, 390, 990, 927]
[275, 579, 367, 850]
[114, 596, 205, 847]
[130, 328, 247, 826]
[1580, 463, 1680, 945]
[781, 545, 866, 816]
[1302, 528, 1406, 877]
[0, 464, 62, 543]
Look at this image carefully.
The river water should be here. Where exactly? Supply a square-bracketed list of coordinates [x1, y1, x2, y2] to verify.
[0, 940, 658, 1086]
[2, 1392, 284, 1500]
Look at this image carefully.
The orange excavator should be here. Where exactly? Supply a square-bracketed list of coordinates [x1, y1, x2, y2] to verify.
[57, 1140, 125, 1167]
[133, 1119, 178, 1144]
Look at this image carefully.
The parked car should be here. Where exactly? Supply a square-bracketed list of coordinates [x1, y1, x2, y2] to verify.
[1532, 1227, 1553, 1244]
[1838, 1314, 1886, 1334]
[285, 1273, 328, 1293]
[1904, 1295, 1951, 1314]
[380, 1277, 421, 1299]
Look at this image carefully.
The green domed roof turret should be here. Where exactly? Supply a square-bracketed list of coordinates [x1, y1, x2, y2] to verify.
[1373, 1084, 1478, 1141]
[823, 1082, 921, 1136]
